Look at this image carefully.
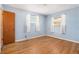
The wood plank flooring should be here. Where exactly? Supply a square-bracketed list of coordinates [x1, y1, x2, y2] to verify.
[1, 36, 79, 54]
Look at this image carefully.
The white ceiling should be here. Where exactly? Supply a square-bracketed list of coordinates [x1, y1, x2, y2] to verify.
[10, 4, 79, 15]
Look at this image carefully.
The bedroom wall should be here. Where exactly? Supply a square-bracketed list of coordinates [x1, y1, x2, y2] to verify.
[46, 7, 79, 41]
[2, 4, 46, 41]
[0, 5, 2, 8]
[2, 4, 79, 42]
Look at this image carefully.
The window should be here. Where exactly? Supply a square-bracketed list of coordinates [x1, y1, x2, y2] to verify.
[51, 14, 66, 34]
[31, 15, 37, 23]
[31, 15, 40, 32]
[26, 14, 40, 32]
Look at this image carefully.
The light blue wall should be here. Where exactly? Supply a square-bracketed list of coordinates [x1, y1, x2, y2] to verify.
[2, 4, 46, 40]
[46, 7, 79, 41]
[0, 4, 2, 8]
[2, 4, 79, 41]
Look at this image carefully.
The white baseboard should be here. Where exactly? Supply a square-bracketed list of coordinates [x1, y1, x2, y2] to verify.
[47, 35, 79, 43]
[16, 35, 46, 42]
[16, 38, 27, 42]
[31, 35, 46, 39]
[15, 34, 79, 44]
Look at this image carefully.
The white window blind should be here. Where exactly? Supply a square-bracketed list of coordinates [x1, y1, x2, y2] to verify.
[60, 14, 66, 34]
[36, 16, 40, 32]
[51, 17, 54, 32]
[26, 14, 31, 32]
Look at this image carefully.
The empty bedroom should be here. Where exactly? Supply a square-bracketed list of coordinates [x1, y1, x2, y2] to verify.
[0, 4, 79, 54]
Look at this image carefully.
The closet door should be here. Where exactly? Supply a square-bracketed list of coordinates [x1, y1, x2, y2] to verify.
[3, 11, 15, 45]
[0, 9, 2, 52]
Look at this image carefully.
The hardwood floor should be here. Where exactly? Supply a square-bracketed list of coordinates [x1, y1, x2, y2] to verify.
[1, 36, 79, 54]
